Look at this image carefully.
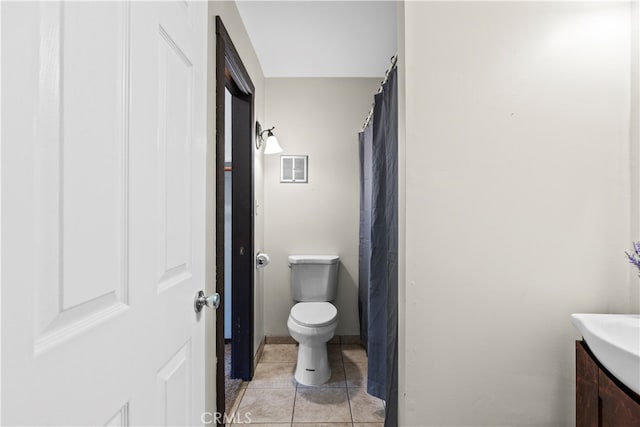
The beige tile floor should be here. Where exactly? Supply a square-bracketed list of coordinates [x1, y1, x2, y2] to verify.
[227, 343, 385, 427]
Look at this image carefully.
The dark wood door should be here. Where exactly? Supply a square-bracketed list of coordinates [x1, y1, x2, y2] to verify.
[215, 16, 255, 418]
[230, 93, 254, 380]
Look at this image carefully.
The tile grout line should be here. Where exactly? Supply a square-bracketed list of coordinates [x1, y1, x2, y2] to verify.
[344, 344, 357, 427]
[229, 384, 247, 423]
[341, 344, 357, 425]
[291, 358, 299, 426]
[344, 344, 356, 427]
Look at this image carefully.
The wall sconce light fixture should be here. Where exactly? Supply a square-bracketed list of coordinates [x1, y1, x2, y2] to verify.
[255, 121, 283, 154]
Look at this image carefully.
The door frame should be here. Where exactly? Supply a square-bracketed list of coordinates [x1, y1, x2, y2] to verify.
[214, 15, 255, 416]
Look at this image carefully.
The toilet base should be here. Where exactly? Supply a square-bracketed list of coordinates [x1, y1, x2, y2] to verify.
[294, 343, 331, 386]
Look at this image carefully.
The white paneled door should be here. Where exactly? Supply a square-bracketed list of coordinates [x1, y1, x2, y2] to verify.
[2, 1, 209, 425]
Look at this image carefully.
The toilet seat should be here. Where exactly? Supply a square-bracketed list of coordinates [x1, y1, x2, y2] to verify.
[290, 302, 337, 327]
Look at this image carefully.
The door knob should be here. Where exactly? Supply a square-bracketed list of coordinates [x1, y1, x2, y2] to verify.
[194, 290, 220, 313]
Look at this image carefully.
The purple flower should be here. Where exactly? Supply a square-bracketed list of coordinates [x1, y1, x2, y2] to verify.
[626, 242, 640, 272]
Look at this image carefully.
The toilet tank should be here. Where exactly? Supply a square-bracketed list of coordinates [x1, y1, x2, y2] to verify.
[288, 255, 340, 302]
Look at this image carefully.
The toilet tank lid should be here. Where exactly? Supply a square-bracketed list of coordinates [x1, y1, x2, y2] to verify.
[288, 255, 339, 265]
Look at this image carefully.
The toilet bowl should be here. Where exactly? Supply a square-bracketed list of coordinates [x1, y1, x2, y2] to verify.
[287, 301, 338, 385]
[286, 254, 340, 386]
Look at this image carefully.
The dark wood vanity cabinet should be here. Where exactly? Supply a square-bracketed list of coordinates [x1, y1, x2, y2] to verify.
[576, 340, 640, 426]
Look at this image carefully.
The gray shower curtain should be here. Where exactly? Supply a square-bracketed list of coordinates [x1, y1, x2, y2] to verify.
[358, 66, 398, 427]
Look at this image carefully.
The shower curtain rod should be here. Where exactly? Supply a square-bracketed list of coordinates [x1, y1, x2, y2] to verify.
[361, 54, 398, 131]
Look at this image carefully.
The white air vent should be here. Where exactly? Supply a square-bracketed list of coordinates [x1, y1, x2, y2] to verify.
[280, 155, 308, 183]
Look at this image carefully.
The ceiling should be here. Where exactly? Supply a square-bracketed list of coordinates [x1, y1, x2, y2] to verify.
[235, 0, 397, 78]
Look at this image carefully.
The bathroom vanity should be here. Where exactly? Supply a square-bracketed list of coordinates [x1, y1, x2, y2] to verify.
[576, 340, 640, 426]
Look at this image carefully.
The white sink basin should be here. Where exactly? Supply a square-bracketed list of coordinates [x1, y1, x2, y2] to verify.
[571, 313, 640, 395]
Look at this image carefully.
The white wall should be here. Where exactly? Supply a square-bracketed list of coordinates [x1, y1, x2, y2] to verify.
[401, 2, 634, 425]
[263, 78, 380, 337]
[396, 1, 407, 425]
[631, 0, 640, 314]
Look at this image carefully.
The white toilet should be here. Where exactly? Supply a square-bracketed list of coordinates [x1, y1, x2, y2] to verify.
[286, 255, 340, 386]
